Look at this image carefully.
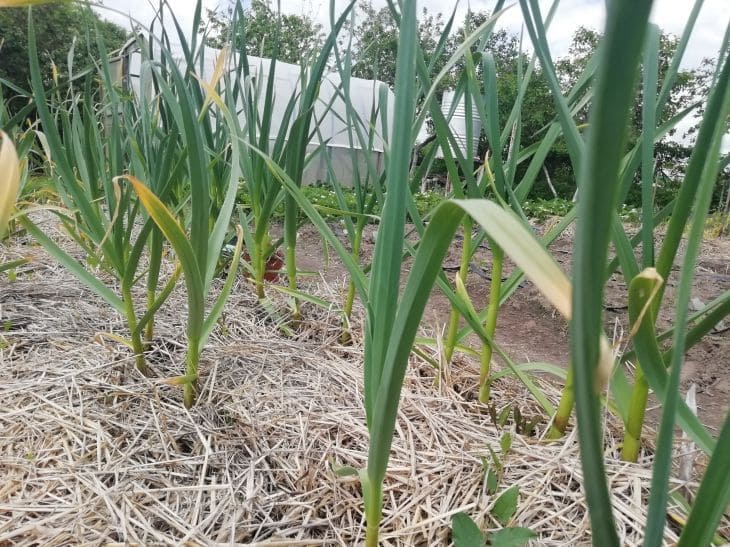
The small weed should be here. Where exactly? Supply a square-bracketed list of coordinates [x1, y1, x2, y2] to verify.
[488, 403, 543, 437]
[704, 212, 729, 238]
[521, 198, 573, 221]
[237, 184, 443, 223]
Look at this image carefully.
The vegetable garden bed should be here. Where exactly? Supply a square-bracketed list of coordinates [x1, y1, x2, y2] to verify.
[2, 221, 727, 545]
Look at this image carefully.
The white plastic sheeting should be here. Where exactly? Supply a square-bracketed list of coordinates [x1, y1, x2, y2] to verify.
[436, 89, 481, 161]
[110, 37, 395, 186]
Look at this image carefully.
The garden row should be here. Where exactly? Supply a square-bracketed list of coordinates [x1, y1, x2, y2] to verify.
[1, 0, 729, 544]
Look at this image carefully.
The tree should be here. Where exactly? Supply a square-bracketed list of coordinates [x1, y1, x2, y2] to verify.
[0, 4, 128, 93]
[349, 3, 449, 85]
[552, 26, 711, 206]
[202, 0, 323, 64]
[557, 27, 699, 134]
[690, 56, 730, 139]
[346, 5, 559, 190]
[348, 2, 398, 83]
[694, 57, 730, 213]
[445, 11, 556, 163]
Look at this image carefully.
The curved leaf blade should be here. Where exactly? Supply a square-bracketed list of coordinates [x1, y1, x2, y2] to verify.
[122, 175, 204, 326]
[452, 513, 486, 547]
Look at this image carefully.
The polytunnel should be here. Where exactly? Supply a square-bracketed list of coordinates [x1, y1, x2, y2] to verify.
[109, 36, 395, 186]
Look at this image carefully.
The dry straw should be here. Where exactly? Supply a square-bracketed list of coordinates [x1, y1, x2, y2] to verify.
[2, 231, 723, 545]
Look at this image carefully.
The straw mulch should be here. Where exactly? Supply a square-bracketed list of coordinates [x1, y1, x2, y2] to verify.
[0, 234, 716, 546]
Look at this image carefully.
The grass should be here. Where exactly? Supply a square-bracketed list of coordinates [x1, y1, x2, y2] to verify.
[237, 183, 444, 222]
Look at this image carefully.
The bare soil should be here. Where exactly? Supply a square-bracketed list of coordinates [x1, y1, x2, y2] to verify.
[293, 220, 730, 434]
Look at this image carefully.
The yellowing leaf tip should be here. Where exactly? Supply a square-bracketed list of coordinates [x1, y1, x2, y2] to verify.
[0, 131, 21, 239]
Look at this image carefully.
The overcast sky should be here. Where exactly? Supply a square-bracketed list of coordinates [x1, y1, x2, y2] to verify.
[99, 0, 729, 68]
[98, 0, 728, 149]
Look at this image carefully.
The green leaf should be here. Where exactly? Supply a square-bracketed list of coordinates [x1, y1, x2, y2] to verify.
[487, 446, 502, 472]
[569, 0, 654, 544]
[486, 469, 499, 495]
[124, 175, 204, 338]
[656, 21, 730, 291]
[518, 0, 585, 173]
[497, 406, 512, 428]
[0, 257, 28, 274]
[488, 527, 537, 547]
[500, 433, 512, 455]
[454, 199, 615, 388]
[364, 0, 419, 427]
[133, 266, 181, 338]
[365, 201, 466, 508]
[627, 270, 715, 455]
[640, 24, 659, 269]
[268, 283, 336, 311]
[491, 486, 519, 526]
[201, 225, 244, 347]
[244, 146, 369, 304]
[332, 463, 359, 478]
[19, 216, 125, 314]
[454, 200, 569, 316]
[676, 411, 730, 547]
[645, 48, 730, 547]
[452, 513, 486, 547]
[282, 1, 356, 315]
